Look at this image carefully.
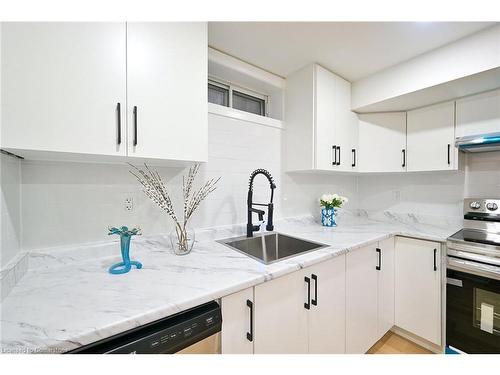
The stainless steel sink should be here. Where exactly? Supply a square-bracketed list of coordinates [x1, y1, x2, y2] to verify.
[218, 232, 328, 265]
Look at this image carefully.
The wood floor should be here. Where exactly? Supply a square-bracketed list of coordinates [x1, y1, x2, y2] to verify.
[367, 332, 433, 354]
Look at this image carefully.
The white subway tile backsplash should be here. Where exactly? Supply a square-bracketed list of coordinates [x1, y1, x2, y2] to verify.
[17, 113, 339, 251]
[5, 110, 500, 264]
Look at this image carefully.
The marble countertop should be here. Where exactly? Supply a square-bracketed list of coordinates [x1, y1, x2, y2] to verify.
[0, 215, 459, 354]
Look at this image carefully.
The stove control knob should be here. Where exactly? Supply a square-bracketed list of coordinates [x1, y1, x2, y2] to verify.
[486, 202, 498, 211]
[470, 201, 481, 209]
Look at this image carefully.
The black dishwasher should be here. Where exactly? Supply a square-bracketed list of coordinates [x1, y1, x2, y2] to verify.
[69, 301, 222, 354]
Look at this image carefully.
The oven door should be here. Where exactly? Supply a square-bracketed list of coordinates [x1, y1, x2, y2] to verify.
[447, 258, 500, 353]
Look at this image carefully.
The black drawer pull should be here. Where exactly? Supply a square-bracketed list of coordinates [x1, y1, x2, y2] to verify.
[402, 149, 406, 168]
[116, 103, 121, 145]
[376, 248, 381, 271]
[246, 299, 253, 342]
[311, 274, 318, 306]
[433, 248, 438, 271]
[447, 144, 451, 165]
[304, 276, 311, 310]
[332, 145, 336, 166]
[336, 146, 341, 166]
[352, 149, 356, 167]
[133, 106, 138, 146]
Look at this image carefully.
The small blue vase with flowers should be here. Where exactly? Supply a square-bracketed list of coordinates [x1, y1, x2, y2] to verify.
[319, 194, 348, 227]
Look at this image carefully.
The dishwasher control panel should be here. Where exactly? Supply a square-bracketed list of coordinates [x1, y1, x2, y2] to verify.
[69, 301, 221, 354]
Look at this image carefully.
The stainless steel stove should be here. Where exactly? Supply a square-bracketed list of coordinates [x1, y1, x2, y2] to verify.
[446, 198, 500, 353]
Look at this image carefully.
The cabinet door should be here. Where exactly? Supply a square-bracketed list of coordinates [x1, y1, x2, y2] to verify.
[254, 270, 309, 353]
[407, 101, 456, 172]
[377, 237, 395, 339]
[308, 255, 346, 354]
[346, 245, 379, 353]
[334, 76, 359, 172]
[1, 23, 127, 156]
[221, 288, 254, 354]
[314, 65, 337, 170]
[395, 237, 441, 345]
[127, 23, 207, 162]
[358, 112, 407, 172]
[456, 89, 500, 138]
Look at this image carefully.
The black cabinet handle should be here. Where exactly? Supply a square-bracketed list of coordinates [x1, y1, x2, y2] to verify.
[311, 274, 318, 306]
[352, 149, 356, 168]
[332, 145, 336, 166]
[304, 276, 311, 310]
[116, 103, 121, 145]
[133, 106, 138, 146]
[447, 144, 451, 165]
[433, 248, 438, 271]
[246, 299, 253, 342]
[402, 149, 406, 168]
[376, 248, 381, 271]
[336, 146, 341, 166]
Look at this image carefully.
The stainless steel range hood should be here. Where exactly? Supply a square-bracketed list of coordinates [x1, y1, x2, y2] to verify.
[455, 132, 500, 153]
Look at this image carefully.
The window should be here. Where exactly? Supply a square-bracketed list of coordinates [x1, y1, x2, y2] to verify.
[208, 77, 268, 117]
[208, 81, 229, 107]
[232, 90, 266, 116]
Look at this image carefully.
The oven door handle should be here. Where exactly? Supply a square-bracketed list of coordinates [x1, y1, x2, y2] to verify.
[447, 257, 500, 281]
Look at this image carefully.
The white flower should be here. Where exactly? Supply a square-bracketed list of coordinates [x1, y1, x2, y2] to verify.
[321, 194, 332, 202]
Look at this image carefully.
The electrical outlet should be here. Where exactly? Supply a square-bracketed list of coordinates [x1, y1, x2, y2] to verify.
[124, 197, 134, 212]
[392, 190, 401, 202]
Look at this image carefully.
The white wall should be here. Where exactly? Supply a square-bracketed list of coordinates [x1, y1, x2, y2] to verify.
[465, 152, 500, 197]
[358, 171, 465, 225]
[17, 113, 358, 252]
[0, 154, 22, 267]
[358, 152, 500, 225]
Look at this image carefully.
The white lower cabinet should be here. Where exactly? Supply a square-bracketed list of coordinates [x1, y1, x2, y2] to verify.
[221, 287, 254, 354]
[346, 244, 379, 353]
[395, 237, 441, 346]
[307, 256, 346, 354]
[221, 255, 346, 354]
[253, 269, 309, 354]
[377, 237, 395, 338]
[221, 236, 442, 354]
[346, 238, 395, 353]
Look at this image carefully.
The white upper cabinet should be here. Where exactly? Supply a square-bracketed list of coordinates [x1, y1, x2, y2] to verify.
[127, 23, 207, 162]
[407, 101, 456, 172]
[456, 89, 500, 138]
[1, 23, 127, 157]
[395, 237, 442, 346]
[314, 65, 337, 170]
[285, 64, 358, 172]
[357, 112, 407, 173]
[1, 22, 207, 163]
[334, 75, 359, 171]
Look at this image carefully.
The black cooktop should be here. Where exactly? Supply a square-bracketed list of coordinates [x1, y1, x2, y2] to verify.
[449, 229, 500, 248]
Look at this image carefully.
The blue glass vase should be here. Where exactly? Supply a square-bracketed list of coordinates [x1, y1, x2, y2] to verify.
[108, 226, 142, 275]
[321, 208, 337, 227]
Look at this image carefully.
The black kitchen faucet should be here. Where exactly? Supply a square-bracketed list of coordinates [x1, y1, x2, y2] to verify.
[247, 169, 276, 237]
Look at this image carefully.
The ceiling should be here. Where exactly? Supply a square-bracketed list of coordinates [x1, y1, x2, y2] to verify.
[208, 22, 497, 82]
